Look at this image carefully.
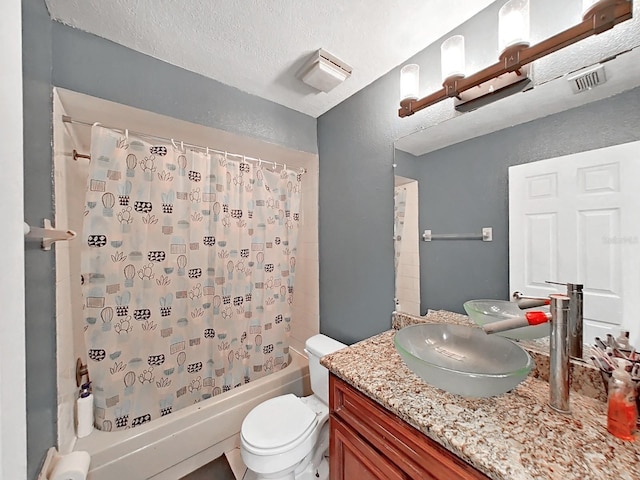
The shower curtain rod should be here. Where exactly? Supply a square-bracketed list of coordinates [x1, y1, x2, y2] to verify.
[62, 115, 306, 174]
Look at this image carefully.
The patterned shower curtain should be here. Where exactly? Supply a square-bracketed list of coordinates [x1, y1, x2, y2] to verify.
[394, 187, 407, 273]
[81, 125, 302, 431]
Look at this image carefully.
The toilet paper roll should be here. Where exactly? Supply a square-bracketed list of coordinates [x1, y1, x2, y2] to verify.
[49, 451, 91, 480]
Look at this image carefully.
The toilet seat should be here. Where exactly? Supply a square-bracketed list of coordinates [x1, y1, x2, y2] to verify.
[241, 394, 318, 456]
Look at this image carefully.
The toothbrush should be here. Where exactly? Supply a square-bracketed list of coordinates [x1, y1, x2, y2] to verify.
[590, 355, 613, 373]
[591, 346, 616, 371]
[595, 337, 608, 351]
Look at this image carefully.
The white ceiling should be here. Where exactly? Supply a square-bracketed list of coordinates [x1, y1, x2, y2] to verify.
[45, 0, 496, 118]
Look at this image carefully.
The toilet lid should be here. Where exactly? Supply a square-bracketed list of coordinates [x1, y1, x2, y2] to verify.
[241, 394, 317, 454]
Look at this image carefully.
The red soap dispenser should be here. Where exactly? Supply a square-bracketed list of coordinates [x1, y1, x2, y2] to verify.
[607, 362, 637, 441]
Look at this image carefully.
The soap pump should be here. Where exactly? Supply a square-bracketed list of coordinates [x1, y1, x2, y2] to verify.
[76, 381, 94, 438]
[607, 359, 637, 441]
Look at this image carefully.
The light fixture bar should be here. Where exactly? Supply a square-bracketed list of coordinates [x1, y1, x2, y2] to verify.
[399, 0, 632, 118]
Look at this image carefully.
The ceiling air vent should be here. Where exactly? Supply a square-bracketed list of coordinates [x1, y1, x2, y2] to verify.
[567, 64, 607, 94]
[297, 49, 352, 93]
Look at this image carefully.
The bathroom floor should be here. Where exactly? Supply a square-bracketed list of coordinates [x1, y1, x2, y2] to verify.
[179, 455, 236, 480]
[179, 449, 250, 480]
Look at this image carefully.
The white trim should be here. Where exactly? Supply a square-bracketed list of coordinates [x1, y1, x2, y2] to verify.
[0, 0, 27, 479]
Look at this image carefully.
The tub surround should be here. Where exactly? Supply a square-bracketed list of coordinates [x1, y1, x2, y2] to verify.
[322, 311, 640, 480]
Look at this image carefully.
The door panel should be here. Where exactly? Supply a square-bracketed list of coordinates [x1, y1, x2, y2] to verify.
[524, 213, 558, 287]
[330, 416, 406, 480]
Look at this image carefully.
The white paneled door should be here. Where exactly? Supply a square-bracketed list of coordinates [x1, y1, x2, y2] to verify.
[1, 1, 26, 479]
[509, 141, 640, 348]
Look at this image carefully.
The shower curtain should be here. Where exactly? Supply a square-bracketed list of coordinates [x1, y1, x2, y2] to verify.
[394, 187, 407, 273]
[81, 125, 302, 431]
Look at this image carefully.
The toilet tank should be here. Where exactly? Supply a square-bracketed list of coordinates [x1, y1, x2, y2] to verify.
[304, 334, 347, 405]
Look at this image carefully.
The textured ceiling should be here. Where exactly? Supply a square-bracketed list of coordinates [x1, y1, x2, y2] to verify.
[45, 0, 496, 118]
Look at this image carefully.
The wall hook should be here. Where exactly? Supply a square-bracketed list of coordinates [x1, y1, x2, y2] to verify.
[24, 219, 76, 250]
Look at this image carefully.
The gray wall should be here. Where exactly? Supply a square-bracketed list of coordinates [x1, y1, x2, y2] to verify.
[22, 1, 56, 479]
[317, 0, 640, 343]
[413, 86, 640, 314]
[51, 23, 318, 155]
[22, 1, 316, 477]
[317, 88, 398, 344]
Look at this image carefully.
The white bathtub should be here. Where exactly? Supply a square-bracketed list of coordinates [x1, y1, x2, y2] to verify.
[73, 349, 310, 480]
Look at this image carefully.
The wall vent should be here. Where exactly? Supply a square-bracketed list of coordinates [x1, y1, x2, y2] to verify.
[567, 64, 607, 94]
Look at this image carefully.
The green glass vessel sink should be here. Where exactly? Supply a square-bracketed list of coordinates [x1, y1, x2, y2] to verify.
[463, 299, 550, 340]
[394, 323, 533, 397]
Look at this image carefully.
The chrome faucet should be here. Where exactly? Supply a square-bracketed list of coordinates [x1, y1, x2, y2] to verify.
[484, 282, 584, 415]
[513, 282, 584, 360]
[548, 294, 571, 414]
[565, 283, 584, 361]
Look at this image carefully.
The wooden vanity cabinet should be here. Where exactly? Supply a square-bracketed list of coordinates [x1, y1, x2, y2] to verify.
[329, 374, 490, 480]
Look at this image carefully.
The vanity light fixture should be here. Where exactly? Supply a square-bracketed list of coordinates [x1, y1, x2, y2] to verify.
[398, 0, 633, 117]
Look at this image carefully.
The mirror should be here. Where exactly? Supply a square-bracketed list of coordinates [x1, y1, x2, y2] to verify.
[391, 1, 640, 357]
[394, 175, 420, 316]
[392, 82, 640, 349]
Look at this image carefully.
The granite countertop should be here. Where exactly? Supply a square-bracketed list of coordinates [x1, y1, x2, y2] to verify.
[321, 311, 640, 480]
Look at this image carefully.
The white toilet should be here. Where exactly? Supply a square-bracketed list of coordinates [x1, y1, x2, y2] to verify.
[240, 334, 346, 480]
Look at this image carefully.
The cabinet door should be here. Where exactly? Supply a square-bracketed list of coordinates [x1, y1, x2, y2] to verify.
[330, 374, 490, 480]
[331, 415, 406, 480]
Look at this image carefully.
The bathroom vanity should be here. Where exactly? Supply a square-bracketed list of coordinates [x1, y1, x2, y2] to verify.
[330, 374, 488, 479]
[323, 312, 640, 480]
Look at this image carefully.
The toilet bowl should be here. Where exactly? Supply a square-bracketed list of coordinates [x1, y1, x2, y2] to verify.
[240, 334, 346, 480]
